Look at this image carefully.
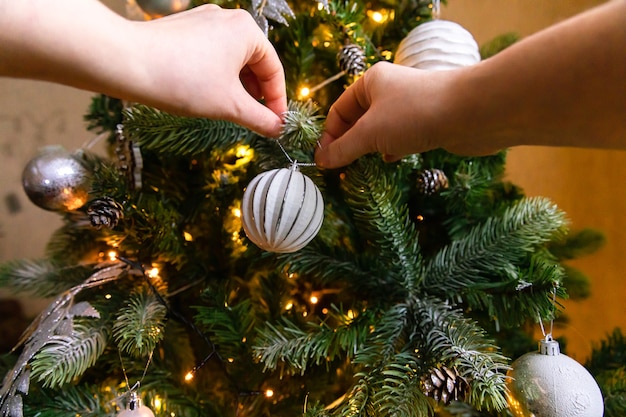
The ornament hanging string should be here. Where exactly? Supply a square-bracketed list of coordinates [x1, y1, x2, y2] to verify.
[537, 286, 558, 341]
[118, 349, 154, 395]
[275, 139, 317, 168]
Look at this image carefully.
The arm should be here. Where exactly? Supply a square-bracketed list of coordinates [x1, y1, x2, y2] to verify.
[315, 0, 626, 168]
[0, 0, 287, 137]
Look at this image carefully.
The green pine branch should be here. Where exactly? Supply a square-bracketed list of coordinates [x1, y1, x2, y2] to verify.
[113, 289, 167, 358]
[370, 352, 431, 417]
[463, 251, 567, 327]
[45, 222, 111, 266]
[194, 298, 254, 361]
[413, 297, 509, 412]
[30, 321, 109, 389]
[24, 384, 115, 417]
[424, 196, 567, 296]
[84, 94, 124, 137]
[343, 156, 423, 290]
[277, 246, 405, 301]
[0, 259, 94, 298]
[254, 308, 370, 375]
[280, 100, 324, 153]
[123, 105, 253, 156]
[352, 304, 409, 369]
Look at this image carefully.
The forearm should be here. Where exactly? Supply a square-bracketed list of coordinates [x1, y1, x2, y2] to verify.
[0, 0, 140, 97]
[444, 0, 626, 152]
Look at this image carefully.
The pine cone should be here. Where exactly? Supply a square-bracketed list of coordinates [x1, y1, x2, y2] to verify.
[422, 365, 469, 405]
[417, 168, 449, 195]
[338, 44, 366, 76]
[87, 197, 124, 230]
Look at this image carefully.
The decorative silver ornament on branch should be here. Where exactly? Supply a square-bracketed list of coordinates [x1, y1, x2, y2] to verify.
[506, 336, 604, 417]
[241, 165, 324, 253]
[22, 146, 92, 212]
[394, 17, 480, 70]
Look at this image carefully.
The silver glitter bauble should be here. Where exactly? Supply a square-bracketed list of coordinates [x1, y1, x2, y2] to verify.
[242, 166, 324, 253]
[506, 338, 604, 417]
[395, 20, 480, 70]
[135, 0, 190, 17]
[22, 146, 92, 212]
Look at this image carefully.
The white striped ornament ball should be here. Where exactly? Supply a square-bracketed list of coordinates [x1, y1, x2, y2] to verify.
[394, 20, 480, 70]
[241, 167, 324, 253]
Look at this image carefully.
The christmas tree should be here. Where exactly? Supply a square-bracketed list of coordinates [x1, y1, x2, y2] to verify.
[1, 0, 624, 416]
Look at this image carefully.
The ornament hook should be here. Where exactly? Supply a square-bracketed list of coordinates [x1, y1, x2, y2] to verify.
[432, 0, 441, 20]
[537, 286, 558, 340]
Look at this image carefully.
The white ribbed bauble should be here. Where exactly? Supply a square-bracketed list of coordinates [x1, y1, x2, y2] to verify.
[506, 338, 604, 417]
[394, 20, 480, 70]
[242, 167, 324, 253]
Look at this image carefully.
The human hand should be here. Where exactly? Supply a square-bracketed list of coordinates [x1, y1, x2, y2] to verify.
[314, 62, 499, 169]
[127, 5, 287, 137]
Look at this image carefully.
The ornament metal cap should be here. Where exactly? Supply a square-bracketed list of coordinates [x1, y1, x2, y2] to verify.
[128, 391, 142, 410]
[538, 336, 560, 356]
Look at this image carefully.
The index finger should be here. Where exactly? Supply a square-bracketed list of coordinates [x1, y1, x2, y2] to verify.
[246, 42, 288, 117]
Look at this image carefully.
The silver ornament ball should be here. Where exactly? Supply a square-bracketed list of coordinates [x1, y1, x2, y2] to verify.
[22, 146, 92, 212]
[242, 167, 324, 253]
[135, 0, 190, 17]
[395, 20, 480, 70]
[506, 338, 604, 417]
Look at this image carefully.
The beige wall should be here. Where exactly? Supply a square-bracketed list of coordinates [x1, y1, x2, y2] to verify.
[1, 1, 623, 360]
[444, 0, 625, 362]
[0, 0, 124, 314]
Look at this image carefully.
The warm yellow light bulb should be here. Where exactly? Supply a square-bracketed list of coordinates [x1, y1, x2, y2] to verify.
[107, 251, 117, 261]
[265, 389, 274, 398]
[153, 395, 163, 411]
[183, 231, 193, 241]
[236, 145, 248, 158]
[310, 295, 319, 304]
[368, 9, 390, 24]
[184, 371, 194, 382]
[299, 86, 311, 98]
[232, 207, 241, 218]
[148, 267, 159, 278]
